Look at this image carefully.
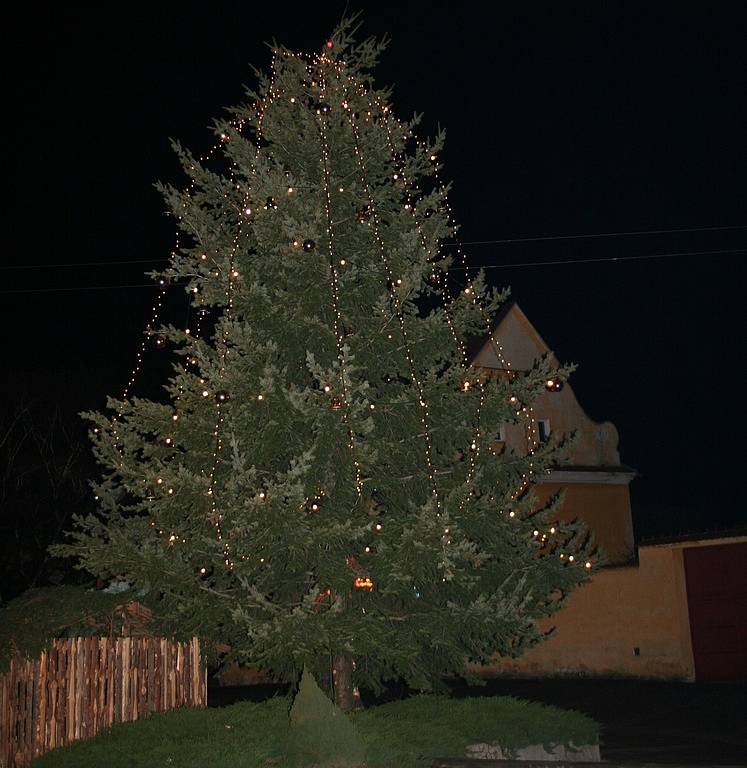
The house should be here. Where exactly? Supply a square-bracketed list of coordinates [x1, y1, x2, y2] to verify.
[472, 302, 747, 682]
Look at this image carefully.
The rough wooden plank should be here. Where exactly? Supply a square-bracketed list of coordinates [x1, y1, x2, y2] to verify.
[48, 644, 58, 750]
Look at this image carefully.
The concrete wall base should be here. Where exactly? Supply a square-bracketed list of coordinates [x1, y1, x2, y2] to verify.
[466, 742, 600, 761]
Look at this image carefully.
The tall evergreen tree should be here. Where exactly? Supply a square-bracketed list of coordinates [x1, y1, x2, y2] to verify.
[56, 20, 592, 710]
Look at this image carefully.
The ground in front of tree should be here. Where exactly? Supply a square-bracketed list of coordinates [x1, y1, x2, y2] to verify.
[208, 676, 747, 765]
[444, 677, 747, 766]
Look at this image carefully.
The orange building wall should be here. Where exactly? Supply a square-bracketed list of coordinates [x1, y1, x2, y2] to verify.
[476, 543, 696, 680]
[534, 483, 635, 564]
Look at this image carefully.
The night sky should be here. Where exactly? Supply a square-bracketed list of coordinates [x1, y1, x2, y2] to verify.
[4, 3, 746, 541]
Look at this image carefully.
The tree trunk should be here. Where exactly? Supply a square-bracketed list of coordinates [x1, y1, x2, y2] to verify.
[332, 653, 361, 712]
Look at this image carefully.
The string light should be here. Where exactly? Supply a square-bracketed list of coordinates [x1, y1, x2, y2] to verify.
[343, 93, 442, 514]
[315, 64, 363, 495]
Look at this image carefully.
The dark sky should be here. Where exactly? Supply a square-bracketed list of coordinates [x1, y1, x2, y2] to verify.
[4, 3, 746, 539]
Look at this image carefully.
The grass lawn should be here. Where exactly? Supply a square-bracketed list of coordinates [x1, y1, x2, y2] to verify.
[32, 694, 598, 767]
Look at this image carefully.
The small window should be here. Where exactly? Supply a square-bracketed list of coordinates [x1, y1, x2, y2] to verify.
[495, 425, 506, 442]
[537, 419, 551, 443]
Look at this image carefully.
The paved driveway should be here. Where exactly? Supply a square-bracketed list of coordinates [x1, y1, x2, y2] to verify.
[446, 678, 747, 765]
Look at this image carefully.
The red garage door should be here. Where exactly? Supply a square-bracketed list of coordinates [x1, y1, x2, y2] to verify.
[684, 542, 747, 681]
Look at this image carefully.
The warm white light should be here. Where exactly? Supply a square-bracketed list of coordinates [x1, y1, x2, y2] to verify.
[257, 394, 264, 401]
[202, 390, 209, 397]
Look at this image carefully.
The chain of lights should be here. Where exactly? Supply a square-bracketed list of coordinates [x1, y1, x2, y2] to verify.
[421, 142, 591, 570]
[339, 82, 443, 518]
[354, 81, 588, 570]
[314, 61, 364, 496]
[359, 87, 484, 523]
[203, 52, 282, 570]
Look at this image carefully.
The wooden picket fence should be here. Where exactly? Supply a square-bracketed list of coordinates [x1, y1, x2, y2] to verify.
[0, 636, 206, 768]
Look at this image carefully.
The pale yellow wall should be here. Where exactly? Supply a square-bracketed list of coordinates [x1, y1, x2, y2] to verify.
[475, 542, 697, 680]
[534, 483, 635, 564]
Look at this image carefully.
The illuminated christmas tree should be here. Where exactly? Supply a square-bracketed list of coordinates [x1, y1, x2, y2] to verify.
[57, 20, 592, 710]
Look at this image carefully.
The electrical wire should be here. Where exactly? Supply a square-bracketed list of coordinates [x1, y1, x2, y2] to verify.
[1, 224, 744, 271]
[1, 246, 743, 294]
[445, 247, 747, 271]
[458, 223, 747, 246]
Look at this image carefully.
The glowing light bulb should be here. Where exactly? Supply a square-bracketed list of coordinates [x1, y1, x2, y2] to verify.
[202, 390, 209, 397]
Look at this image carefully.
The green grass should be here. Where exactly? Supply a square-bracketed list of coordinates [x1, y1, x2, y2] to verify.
[32, 694, 598, 768]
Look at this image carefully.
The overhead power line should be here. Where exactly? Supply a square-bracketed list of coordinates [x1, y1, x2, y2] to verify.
[458, 223, 747, 246]
[446, 247, 747, 271]
[0, 224, 744, 271]
[0, 247, 743, 295]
